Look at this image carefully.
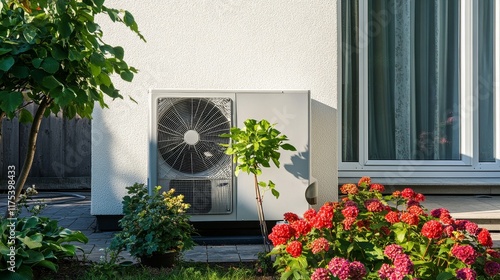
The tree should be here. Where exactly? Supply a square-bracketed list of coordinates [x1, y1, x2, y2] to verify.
[0, 0, 145, 217]
[221, 119, 296, 252]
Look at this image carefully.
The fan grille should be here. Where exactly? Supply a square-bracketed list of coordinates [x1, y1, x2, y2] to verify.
[157, 98, 231, 175]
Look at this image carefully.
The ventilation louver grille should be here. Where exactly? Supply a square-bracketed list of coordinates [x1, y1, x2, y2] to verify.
[157, 98, 231, 176]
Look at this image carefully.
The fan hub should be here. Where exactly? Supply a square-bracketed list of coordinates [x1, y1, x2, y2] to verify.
[184, 130, 200, 145]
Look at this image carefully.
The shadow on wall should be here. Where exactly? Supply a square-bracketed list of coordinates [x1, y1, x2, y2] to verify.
[310, 99, 338, 204]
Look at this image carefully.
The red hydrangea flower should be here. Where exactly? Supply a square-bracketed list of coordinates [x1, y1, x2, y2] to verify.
[487, 249, 500, 259]
[286, 240, 302, 257]
[414, 193, 425, 202]
[311, 237, 329, 254]
[384, 244, 404, 260]
[341, 205, 359, 218]
[401, 188, 415, 199]
[385, 211, 400, 224]
[400, 212, 419, 226]
[478, 228, 493, 247]
[484, 261, 500, 276]
[369, 183, 385, 192]
[311, 268, 331, 280]
[430, 208, 450, 218]
[439, 214, 454, 225]
[455, 220, 468, 230]
[407, 205, 424, 216]
[290, 219, 312, 238]
[378, 263, 395, 279]
[456, 268, 477, 280]
[452, 244, 478, 265]
[312, 203, 334, 229]
[393, 254, 414, 277]
[303, 208, 317, 222]
[358, 176, 371, 187]
[365, 198, 384, 212]
[328, 257, 350, 280]
[421, 220, 444, 239]
[465, 221, 479, 236]
[444, 225, 454, 237]
[268, 224, 295, 246]
[392, 190, 401, 197]
[283, 212, 299, 223]
[340, 183, 359, 194]
[344, 200, 358, 207]
[406, 199, 420, 208]
[348, 261, 367, 280]
[343, 217, 356, 230]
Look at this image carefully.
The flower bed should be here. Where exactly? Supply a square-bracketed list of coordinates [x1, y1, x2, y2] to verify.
[269, 177, 500, 279]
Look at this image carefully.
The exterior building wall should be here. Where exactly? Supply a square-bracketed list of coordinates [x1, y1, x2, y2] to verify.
[91, 0, 339, 215]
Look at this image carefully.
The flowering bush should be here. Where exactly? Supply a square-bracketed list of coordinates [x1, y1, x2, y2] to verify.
[269, 177, 500, 279]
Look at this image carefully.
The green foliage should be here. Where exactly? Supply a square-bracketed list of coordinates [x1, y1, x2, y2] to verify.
[0, 216, 89, 280]
[221, 119, 296, 198]
[0, 0, 145, 119]
[87, 247, 133, 279]
[111, 183, 196, 259]
[268, 177, 500, 279]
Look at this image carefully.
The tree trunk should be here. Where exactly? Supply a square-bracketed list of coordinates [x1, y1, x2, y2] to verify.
[254, 174, 271, 253]
[5, 98, 50, 218]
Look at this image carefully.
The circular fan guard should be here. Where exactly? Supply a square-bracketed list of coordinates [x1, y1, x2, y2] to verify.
[157, 98, 231, 175]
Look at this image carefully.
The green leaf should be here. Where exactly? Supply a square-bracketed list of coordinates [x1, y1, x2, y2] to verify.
[37, 260, 58, 272]
[32, 58, 43, 68]
[281, 143, 296, 151]
[41, 57, 59, 74]
[123, 11, 135, 27]
[42, 75, 62, 90]
[10, 65, 30, 79]
[114, 46, 124, 60]
[23, 25, 38, 43]
[258, 181, 266, 187]
[19, 109, 33, 123]
[58, 14, 73, 38]
[436, 272, 454, 280]
[120, 70, 133, 82]
[19, 234, 43, 249]
[90, 64, 101, 76]
[98, 73, 112, 87]
[90, 53, 106, 67]
[50, 45, 68, 60]
[68, 49, 84, 61]
[271, 188, 280, 199]
[0, 91, 23, 113]
[0, 47, 12, 56]
[0, 56, 15, 71]
[86, 21, 98, 33]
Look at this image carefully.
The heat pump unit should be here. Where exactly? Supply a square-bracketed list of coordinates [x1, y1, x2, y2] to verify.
[149, 90, 311, 222]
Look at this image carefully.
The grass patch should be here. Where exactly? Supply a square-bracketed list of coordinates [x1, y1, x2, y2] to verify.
[35, 260, 277, 280]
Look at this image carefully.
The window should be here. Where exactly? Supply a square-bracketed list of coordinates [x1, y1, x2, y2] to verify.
[340, 0, 499, 184]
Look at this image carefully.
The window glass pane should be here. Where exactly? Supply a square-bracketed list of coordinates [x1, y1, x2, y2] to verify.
[341, 0, 359, 162]
[368, 0, 460, 160]
[478, 0, 495, 162]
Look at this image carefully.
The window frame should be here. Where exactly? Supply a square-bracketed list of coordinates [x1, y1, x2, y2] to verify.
[338, 0, 500, 184]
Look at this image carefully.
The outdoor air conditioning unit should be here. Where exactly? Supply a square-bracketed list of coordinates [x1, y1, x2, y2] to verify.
[149, 90, 312, 222]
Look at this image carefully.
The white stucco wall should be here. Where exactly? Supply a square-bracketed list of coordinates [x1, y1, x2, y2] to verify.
[91, 0, 339, 215]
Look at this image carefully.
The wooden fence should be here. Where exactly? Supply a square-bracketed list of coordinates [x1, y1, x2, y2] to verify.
[1, 104, 91, 189]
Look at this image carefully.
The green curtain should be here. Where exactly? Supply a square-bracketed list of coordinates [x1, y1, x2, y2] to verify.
[368, 0, 460, 160]
[341, 0, 359, 162]
[478, 0, 494, 162]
